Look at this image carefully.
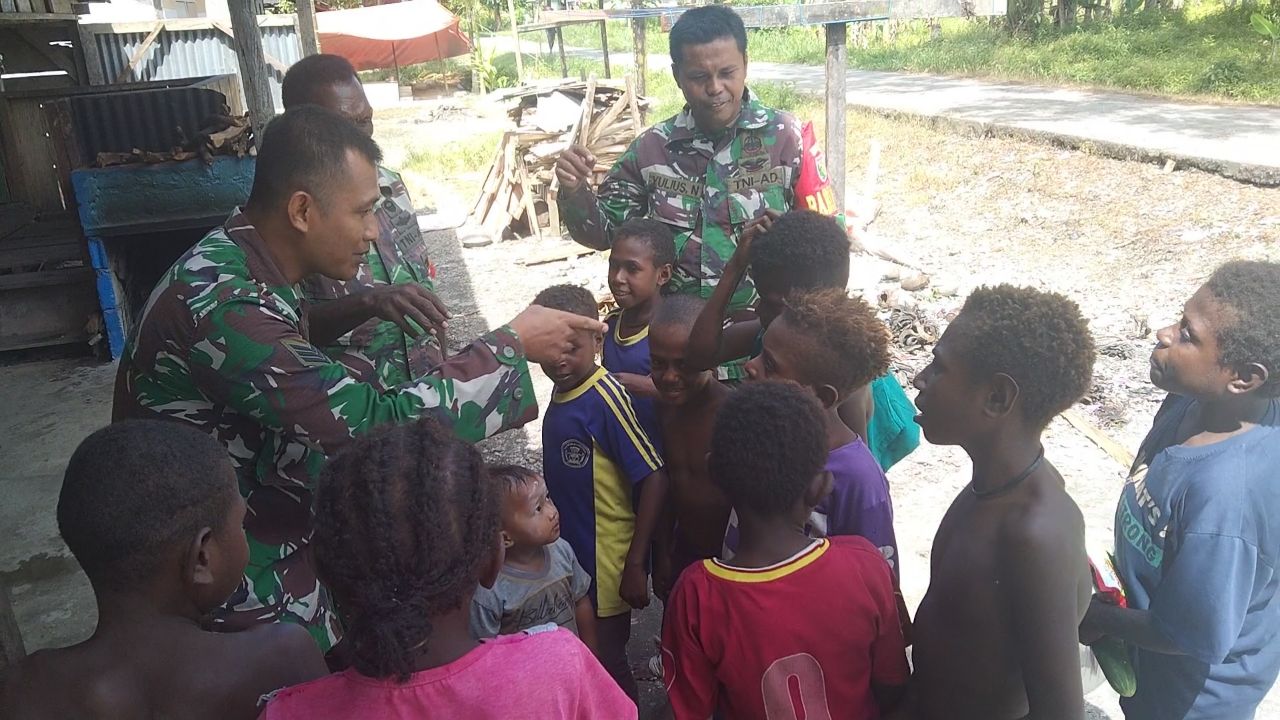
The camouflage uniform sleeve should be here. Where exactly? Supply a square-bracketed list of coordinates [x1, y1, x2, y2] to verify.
[557, 138, 648, 250]
[188, 297, 538, 458]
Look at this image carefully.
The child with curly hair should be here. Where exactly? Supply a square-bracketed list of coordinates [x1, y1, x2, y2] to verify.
[685, 209, 921, 472]
[735, 288, 899, 573]
[1080, 261, 1280, 720]
[258, 418, 635, 719]
[662, 381, 909, 719]
[909, 285, 1096, 720]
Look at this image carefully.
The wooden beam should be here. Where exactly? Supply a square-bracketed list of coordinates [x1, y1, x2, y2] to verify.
[824, 22, 846, 214]
[556, 27, 568, 78]
[80, 15, 295, 34]
[294, 0, 319, 57]
[1062, 408, 1135, 469]
[228, 0, 275, 141]
[76, 21, 106, 85]
[630, 0, 645, 97]
[114, 21, 163, 84]
[597, 0, 609, 79]
[506, 0, 522, 83]
[0, 12, 78, 23]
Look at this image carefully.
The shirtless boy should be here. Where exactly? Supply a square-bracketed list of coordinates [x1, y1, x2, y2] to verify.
[0, 420, 326, 720]
[648, 294, 733, 598]
[908, 285, 1096, 720]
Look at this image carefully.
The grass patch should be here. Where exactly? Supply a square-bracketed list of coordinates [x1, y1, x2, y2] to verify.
[747, 2, 1280, 103]
[358, 58, 470, 87]
[400, 131, 503, 177]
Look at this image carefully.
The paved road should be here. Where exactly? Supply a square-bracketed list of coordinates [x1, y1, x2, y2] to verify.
[484, 37, 1280, 185]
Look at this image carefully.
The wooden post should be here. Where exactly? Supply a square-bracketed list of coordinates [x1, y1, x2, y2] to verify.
[823, 22, 847, 214]
[598, 0, 610, 78]
[295, 0, 320, 56]
[76, 24, 106, 85]
[229, 0, 276, 143]
[557, 27, 568, 77]
[0, 582, 24, 671]
[506, 0, 523, 83]
[630, 3, 646, 96]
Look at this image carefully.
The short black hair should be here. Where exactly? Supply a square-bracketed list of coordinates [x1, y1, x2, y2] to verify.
[748, 210, 850, 293]
[669, 5, 748, 67]
[281, 53, 359, 109]
[614, 218, 676, 269]
[488, 463, 541, 493]
[246, 105, 382, 209]
[313, 417, 497, 682]
[533, 283, 598, 320]
[57, 420, 235, 592]
[952, 285, 1096, 428]
[1206, 261, 1280, 397]
[709, 380, 828, 516]
[781, 288, 891, 396]
[651, 293, 706, 332]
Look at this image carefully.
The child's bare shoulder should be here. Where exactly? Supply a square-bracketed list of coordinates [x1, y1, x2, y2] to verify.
[0, 647, 144, 719]
[219, 623, 328, 688]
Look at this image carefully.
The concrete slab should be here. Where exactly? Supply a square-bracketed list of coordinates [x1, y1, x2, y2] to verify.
[0, 354, 113, 652]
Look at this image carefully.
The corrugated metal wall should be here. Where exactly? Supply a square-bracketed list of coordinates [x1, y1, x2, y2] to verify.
[90, 21, 301, 110]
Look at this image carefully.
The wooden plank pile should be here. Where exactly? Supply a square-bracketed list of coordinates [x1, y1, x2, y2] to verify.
[469, 76, 648, 242]
[94, 113, 254, 168]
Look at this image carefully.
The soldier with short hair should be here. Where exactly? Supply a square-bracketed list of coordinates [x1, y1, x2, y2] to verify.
[112, 105, 604, 654]
[555, 4, 803, 381]
[281, 54, 449, 392]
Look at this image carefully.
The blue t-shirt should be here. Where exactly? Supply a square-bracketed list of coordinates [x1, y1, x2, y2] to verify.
[601, 310, 661, 444]
[542, 367, 664, 617]
[1115, 394, 1280, 720]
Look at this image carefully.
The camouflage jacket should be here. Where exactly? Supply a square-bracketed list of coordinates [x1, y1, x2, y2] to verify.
[300, 165, 441, 391]
[558, 89, 801, 378]
[112, 211, 537, 651]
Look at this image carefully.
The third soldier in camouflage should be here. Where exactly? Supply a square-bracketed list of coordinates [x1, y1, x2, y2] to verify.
[283, 55, 450, 390]
[556, 5, 802, 380]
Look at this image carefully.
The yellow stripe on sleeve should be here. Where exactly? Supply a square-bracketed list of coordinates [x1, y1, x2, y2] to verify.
[594, 382, 662, 471]
[599, 375, 662, 463]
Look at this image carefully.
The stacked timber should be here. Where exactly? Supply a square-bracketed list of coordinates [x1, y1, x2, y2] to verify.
[470, 76, 648, 241]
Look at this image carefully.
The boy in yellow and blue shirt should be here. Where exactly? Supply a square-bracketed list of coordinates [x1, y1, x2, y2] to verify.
[532, 284, 669, 704]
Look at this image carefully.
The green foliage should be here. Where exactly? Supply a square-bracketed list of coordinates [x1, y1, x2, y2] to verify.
[474, 45, 517, 91]
[1252, 12, 1279, 62]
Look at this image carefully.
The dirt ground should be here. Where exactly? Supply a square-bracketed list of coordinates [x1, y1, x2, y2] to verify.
[1, 92, 1277, 718]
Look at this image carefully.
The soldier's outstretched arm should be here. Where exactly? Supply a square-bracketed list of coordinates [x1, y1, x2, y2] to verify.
[556, 142, 648, 251]
[188, 298, 539, 456]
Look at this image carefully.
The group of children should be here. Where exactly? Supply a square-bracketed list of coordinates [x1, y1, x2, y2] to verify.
[3, 208, 1278, 720]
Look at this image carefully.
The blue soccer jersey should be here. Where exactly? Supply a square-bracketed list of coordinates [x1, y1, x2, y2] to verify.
[602, 310, 661, 444]
[542, 366, 664, 617]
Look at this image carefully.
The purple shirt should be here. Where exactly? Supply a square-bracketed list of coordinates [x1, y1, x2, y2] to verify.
[814, 439, 899, 575]
[722, 439, 899, 576]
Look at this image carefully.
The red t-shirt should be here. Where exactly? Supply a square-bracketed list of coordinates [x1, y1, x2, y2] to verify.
[662, 536, 909, 720]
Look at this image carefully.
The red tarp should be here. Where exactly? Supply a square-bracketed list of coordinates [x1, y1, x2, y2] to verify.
[317, 0, 471, 71]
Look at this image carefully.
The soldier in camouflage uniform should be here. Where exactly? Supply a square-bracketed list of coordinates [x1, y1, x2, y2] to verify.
[556, 5, 802, 380]
[113, 106, 604, 652]
[282, 54, 448, 391]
